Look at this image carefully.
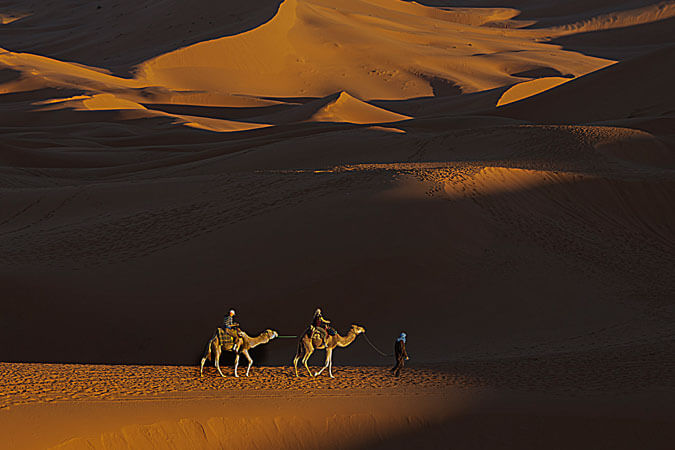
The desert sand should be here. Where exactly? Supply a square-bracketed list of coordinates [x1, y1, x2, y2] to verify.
[1, 0, 674, 448]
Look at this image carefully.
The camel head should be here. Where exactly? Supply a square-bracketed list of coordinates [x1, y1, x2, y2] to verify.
[265, 329, 279, 340]
[350, 324, 366, 335]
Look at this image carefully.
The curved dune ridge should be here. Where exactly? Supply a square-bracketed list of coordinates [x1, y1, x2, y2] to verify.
[307, 92, 411, 124]
[1, 0, 673, 121]
[0, 0, 617, 111]
[496, 77, 572, 106]
[1, 0, 674, 449]
[0, 12, 27, 24]
[135, 0, 613, 99]
[494, 45, 675, 124]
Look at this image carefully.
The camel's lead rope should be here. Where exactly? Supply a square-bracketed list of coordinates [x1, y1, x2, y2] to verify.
[362, 333, 393, 357]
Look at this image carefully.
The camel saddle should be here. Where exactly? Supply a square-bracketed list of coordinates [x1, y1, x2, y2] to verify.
[217, 328, 236, 351]
[309, 325, 336, 340]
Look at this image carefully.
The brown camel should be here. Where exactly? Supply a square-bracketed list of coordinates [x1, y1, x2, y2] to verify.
[293, 324, 365, 378]
[200, 328, 278, 377]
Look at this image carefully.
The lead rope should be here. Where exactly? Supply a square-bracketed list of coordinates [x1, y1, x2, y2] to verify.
[362, 333, 393, 357]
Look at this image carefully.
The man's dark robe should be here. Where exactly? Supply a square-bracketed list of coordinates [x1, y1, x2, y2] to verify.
[392, 338, 408, 377]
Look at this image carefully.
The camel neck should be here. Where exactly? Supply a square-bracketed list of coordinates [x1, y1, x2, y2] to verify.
[244, 332, 269, 348]
[336, 330, 357, 347]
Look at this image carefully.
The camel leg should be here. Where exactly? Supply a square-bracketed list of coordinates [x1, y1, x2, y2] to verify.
[200, 338, 213, 377]
[214, 345, 225, 378]
[243, 350, 254, 377]
[328, 348, 335, 378]
[315, 349, 331, 376]
[234, 353, 240, 378]
[302, 349, 314, 377]
[293, 354, 300, 377]
[293, 337, 307, 378]
[293, 355, 299, 377]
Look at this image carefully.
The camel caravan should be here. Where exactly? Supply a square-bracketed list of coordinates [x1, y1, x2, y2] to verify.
[200, 308, 366, 378]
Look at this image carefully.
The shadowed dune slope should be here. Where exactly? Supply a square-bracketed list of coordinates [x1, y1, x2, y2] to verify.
[1, 160, 673, 365]
[0, 0, 285, 74]
[551, 15, 675, 60]
[494, 45, 675, 124]
[417, 0, 675, 28]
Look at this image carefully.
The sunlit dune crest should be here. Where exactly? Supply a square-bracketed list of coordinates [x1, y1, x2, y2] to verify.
[80, 94, 147, 111]
[0, 12, 30, 24]
[496, 77, 572, 106]
[136, 0, 612, 100]
[308, 91, 411, 124]
[177, 115, 272, 133]
[2, 0, 673, 122]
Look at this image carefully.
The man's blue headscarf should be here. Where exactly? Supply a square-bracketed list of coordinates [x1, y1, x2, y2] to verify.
[397, 332, 407, 343]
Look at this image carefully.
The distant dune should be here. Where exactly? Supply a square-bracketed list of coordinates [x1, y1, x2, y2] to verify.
[494, 45, 675, 124]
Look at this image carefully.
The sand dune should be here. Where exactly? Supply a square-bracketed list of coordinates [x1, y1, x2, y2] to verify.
[246, 91, 412, 124]
[0, 0, 285, 73]
[306, 92, 411, 124]
[546, 0, 675, 35]
[552, 15, 675, 60]
[2, 361, 673, 450]
[1, 0, 674, 448]
[136, 0, 612, 99]
[496, 76, 571, 106]
[494, 45, 675, 124]
[6, 0, 669, 117]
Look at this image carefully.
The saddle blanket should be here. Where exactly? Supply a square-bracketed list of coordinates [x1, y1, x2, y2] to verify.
[217, 328, 236, 351]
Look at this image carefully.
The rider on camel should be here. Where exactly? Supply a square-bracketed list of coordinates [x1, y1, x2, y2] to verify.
[223, 309, 243, 352]
[311, 308, 331, 346]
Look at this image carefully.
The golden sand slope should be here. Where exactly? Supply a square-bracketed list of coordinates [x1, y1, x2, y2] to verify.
[2, 0, 672, 119]
[0, 363, 463, 449]
[496, 77, 572, 106]
[307, 91, 411, 124]
[1, 358, 673, 450]
[136, 0, 611, 99]
[1, 0, 613, 108]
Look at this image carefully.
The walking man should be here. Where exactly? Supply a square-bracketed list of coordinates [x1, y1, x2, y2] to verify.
[391, 332, 409, 377]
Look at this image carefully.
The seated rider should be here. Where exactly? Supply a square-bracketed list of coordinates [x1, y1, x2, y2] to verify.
[223, 309, 243, 352]
[311, 308, 331, 345]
